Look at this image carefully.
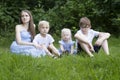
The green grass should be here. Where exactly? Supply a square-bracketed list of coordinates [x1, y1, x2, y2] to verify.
[0, 37, 120, 80]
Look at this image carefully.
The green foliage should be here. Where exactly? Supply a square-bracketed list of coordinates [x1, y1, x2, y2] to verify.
[0, 0, 120, 38]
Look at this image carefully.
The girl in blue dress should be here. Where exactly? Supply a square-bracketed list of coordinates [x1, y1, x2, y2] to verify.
[10, 10, 45, 57]
[59, 28, 76, 55]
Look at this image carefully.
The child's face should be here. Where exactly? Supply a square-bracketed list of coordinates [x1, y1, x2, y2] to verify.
[81, 25, 90, 34]
[21, 11, 30, 24]
[62, 33, 71, 41]
[39, 25, 49, 36]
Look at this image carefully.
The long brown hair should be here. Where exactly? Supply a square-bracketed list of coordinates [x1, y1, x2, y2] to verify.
[20, 10, 36, 39]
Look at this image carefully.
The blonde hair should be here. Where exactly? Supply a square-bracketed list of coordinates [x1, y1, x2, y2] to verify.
[38, 20, 49, 29]
[61, 28, 72, 40]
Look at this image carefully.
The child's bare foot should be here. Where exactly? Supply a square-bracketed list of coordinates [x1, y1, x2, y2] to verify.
[90, 54, 94, 57]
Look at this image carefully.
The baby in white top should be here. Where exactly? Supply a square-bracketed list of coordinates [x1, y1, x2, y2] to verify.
[33, 20, 60, 58]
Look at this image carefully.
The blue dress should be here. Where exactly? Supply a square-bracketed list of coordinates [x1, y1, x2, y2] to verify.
[59, 40, 77, 54]
[10, 30, 46, 57]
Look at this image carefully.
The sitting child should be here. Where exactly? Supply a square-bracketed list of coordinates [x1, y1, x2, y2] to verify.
[59, 28, 76, 55]
[74, 17, 110, 57]
[33, 20, 60, 58]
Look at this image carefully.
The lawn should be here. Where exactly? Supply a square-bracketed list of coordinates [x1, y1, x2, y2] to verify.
[0, 37, 120, 80]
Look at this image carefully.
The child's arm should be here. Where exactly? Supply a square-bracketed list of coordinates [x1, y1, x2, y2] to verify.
[33, 42, 42, 49]
[32, 37, 44, 49]
[41, 44, 54, 57]
[74, 32, 93, 49]
[95, 32, 110, 45]
[74, 32, 89, 45]
[49, 43, 60, 56]
[60, 44, 65, 52]
[70, 45, 74, 54]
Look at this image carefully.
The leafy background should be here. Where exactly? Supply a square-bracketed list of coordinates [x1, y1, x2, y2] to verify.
[0, 0, 120, 41]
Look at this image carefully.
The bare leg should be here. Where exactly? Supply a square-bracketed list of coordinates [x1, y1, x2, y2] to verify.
[79, 42, 94, 57]
[48, 44, 60, 56]
[95, 39, 110, 55]
[42, 45, 54, 57]
[101, 40, 110, 55]
[95, 32, 110, 55]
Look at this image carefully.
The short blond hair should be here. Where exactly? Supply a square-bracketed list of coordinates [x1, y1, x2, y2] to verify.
[61, 28, 72, 40]
[38, 20, 49, 29]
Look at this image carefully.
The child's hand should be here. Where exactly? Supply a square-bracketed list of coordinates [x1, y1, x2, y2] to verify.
[33, 43, 43, 49]
[88, 43, 95, 53]
[33, 43, 39, 48]
[90, 47, 95, 53]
